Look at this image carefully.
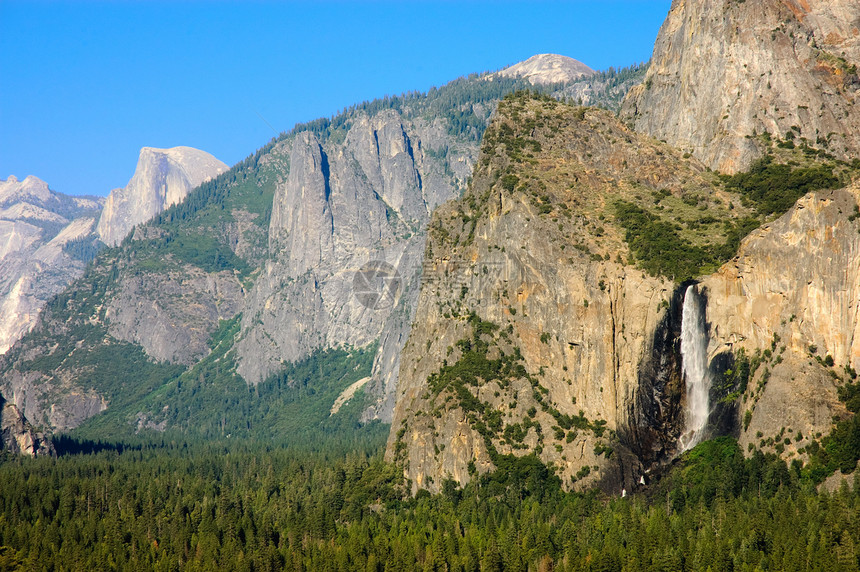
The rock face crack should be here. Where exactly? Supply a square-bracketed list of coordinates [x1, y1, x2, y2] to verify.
[405, 136, 424, 201]
[320, 147, 332, 204]
[609, 292, 620, 410]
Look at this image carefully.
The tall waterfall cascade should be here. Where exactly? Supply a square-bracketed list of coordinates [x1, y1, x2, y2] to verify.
[679, 284, 710, 451]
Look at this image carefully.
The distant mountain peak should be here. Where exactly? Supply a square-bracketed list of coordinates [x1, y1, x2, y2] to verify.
[0, 174, 103, 355]
[498, 54, 595, 85]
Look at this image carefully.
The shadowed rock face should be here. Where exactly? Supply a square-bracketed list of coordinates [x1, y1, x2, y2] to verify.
[0, 176, 103, 355]
[622, 0, 860, 174]
[97, 146, 228, 246]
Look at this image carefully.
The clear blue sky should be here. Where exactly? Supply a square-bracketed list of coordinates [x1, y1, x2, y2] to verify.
[0, 1, 671, 197]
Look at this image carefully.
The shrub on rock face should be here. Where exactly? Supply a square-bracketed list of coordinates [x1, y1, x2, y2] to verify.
[721, 155, 839, 217]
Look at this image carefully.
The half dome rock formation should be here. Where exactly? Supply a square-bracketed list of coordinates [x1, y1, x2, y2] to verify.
[622, 0, 860, 174]
[1, 147, 226, 358]
[97, 146, 228, 246]
[498, 54, 595, 85]
[0, 175, 103, 354]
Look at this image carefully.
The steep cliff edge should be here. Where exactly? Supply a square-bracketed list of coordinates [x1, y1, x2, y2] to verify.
[387, 93, 758, 493]
[97, 147, 228, 246]
[622, 0, 860, 174]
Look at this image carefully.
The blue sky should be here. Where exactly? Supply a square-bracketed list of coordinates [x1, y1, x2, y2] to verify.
[0, 1, 671, 197]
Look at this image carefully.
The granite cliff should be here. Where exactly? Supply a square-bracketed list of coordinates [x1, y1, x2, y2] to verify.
[0, 397, 53, 456]
[701, 182, 860, 458]
[622, 0, 860, 174]
[235, 111, 474, 421]
[387, 93, 752, 493]
[388, 89, 860, 493]
[617, 0, 860, 467]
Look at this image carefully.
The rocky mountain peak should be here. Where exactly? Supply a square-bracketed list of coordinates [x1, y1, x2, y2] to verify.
[0, 173, 103, 355]
[498, 54, 595, 85]
[622, 0, 860, 174]
[96, 146, 228, 246]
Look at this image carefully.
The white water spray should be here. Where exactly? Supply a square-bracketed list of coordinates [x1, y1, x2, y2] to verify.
[679, 284, 710, 451]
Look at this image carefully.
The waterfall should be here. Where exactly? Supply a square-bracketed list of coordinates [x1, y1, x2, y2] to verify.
[678, 284, 710, 451]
